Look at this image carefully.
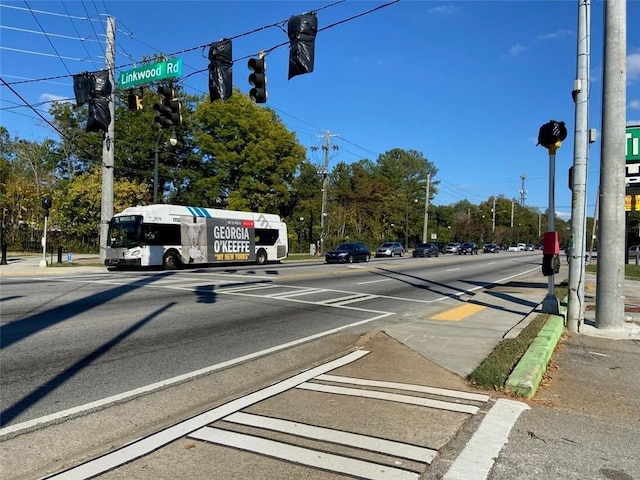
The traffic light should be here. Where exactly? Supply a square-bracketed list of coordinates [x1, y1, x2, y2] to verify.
[153, 86, 182, 129]
[287, 13, 317, 80]
[248, 57, 267, 103]
[127, 88, 143, 111]
[208, 39, 233, 102]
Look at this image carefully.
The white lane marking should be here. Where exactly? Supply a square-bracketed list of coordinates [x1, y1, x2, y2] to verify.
[317, 293, 373, 305]
[189, 427, 419, 480]
[296, 382, 479, 415]
[223, 412, 437, 463]
[41, 350, 370, 480]
[357, 278, 393, 285]
[317, 375, 490, 403]
[442, 399, 529, 480]
[264, 288, 323, 298]
[588, 351, 610, 357]
[1, 315, 391, 439]
[330, 295, 378, 307]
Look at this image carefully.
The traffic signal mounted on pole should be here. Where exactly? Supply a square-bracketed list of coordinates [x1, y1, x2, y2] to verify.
[248, 57, 267, 104]
[153, 86, 182, 129]
[127, 88, 143, 111]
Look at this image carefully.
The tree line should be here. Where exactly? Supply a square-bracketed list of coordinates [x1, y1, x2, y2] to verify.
[1, 85, 576, 254]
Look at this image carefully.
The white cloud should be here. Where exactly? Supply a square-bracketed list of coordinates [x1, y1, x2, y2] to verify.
[428, 5, 457, 15]
[628, 99, 640, 110]
[537, 29, 573, 40]
[508, 43, 526, 56]
[557, 211, 571, 221]
[627, 52, 640, 83]
[40, 93, 70, 104]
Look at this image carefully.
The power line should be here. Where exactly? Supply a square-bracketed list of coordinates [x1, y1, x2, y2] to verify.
[24, 0, 73, 75]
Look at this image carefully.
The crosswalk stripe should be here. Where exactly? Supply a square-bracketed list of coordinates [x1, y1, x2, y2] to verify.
[223, 412, 437, 463]
[189, 427, 420, 480]
[316, 375, 490, 403]
[296, 382, 480, 414]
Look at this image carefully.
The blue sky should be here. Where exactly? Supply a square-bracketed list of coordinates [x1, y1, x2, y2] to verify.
[1, 0, 639, 219]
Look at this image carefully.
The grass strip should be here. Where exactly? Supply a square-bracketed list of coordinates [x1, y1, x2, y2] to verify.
[466, 314, 548, 391]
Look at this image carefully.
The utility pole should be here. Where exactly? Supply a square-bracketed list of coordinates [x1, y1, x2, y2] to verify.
[491, 196, 496, 238]
[422, 172, 431, 243]
[99, 16, 115, 263]
[567, 0, 591, 333]
[312, 131, 338, 255]
[596, 0, 626, 330]
[510, 199, 515, 229]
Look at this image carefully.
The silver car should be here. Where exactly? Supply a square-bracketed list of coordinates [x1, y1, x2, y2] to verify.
[445, 242, 460, 254]
[376, 242, 405, 257]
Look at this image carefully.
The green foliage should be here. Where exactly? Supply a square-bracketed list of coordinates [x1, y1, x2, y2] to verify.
[467, 314, 548, 390]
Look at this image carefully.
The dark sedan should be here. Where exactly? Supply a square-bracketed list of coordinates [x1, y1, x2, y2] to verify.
[325, 242, 371, 264]
[412, 242, 440, 257]
[458, 242, 479, 255]
[483, 243, 499, 253]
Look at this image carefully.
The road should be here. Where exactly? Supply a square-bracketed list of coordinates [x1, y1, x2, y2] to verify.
[1, 252, 537, 427]
[1, 251, 549, 480]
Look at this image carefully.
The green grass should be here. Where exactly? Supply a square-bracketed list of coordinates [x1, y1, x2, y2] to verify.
[585, 262, 640, 280]
[467, 314, 548, 391]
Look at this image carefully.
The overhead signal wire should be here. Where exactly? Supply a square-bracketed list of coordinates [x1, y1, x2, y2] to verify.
[24, 0, 73, 76]
[61, 0, 100, 70]
[80, 0, 106, 60]
[5, 0, 398, 87]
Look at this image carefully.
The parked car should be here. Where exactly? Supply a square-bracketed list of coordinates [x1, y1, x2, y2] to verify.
[445, 242, 460, 254]
[507, 244, 520, 252]
[629, 245, 640, 260]
[458, 242, 479, 255]
[517, 243, 527, 251]
[483, 243, 499, 253]
[413, 242, 440, 258]
[376, 242, 405, 257]
[525, 244, 535, 251]
[435, 242, 448, 254]
[325, 242, 371, 264]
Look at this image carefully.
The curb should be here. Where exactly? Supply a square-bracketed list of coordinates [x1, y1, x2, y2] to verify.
[504, 314, 564, 398]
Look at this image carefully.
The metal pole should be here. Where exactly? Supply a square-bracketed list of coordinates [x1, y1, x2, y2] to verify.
[596, 0, 626, 329]
[99, 16, 115, 263]
[405, 200, 409, 250]
[542, 147, 560, 315]
[492, 197, 496, 237]
[154, 131, 162, 204]
[422, 172, 430, 243]
[567, 0, 591, 333]
[39, 214, 48, 268]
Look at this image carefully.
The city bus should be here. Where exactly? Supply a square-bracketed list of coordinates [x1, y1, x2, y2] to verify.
[105, 204, 288, 269]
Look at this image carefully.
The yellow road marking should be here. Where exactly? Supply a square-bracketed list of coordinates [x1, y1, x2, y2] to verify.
[431, 303, 486, 321]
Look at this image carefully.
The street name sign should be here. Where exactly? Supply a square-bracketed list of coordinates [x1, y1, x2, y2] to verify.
[118, 59, 182, 88]
[626, 125, 640, 162]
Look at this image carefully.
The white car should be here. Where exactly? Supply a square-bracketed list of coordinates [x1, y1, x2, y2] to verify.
[508, 244, 520, 252]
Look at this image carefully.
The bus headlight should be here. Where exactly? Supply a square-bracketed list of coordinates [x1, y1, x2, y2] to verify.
[130, 248, 141, 257]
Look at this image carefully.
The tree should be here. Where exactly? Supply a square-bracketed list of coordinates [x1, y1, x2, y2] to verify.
[175, 91, 306, 215]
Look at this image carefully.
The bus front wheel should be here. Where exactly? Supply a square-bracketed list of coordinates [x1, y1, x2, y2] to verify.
[163, 251, 181, 270]
[256, 249, 267, 265]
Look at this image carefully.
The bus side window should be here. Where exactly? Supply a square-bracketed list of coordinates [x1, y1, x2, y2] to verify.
[255, 228, 278, 246]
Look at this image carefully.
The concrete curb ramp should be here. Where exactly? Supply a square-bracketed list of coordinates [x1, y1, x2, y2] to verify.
[504, 315, 564, 399]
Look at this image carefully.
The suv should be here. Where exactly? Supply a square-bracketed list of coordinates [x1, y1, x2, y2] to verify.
[376, 242, 405, 257]
[458, 242, 479, 255]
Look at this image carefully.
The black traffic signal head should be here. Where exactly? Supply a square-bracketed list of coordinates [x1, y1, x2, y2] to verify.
[153, 86, 182, 128]
[248, 57, 267, 103]
[208, 39, 233, 102]
[127, 88, 143, 111]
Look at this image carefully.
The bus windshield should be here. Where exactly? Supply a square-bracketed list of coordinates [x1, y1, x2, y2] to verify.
[107, 215, 143, 248]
